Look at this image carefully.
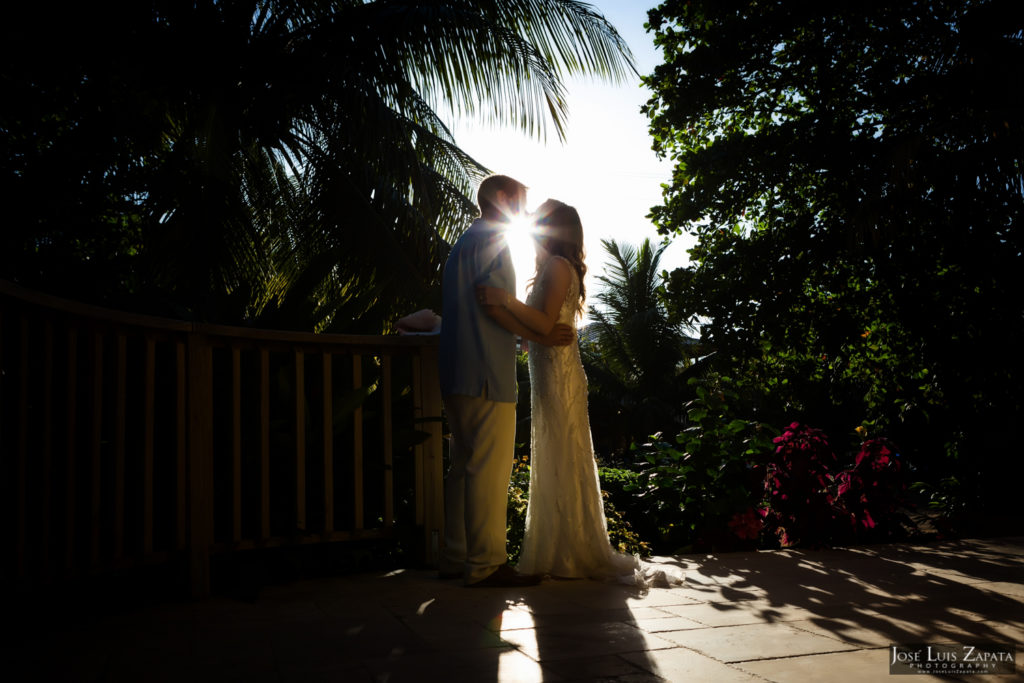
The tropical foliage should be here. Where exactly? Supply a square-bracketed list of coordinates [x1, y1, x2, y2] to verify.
[583, 237, 697, 454]
[2, 0, 635, 330]
[624, 374, 773, 552]
[642, 0, 1024, 520]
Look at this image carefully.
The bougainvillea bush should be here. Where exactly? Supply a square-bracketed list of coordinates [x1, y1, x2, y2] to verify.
[759, 423, 908, 547]
[836, 437, 909, 540]
[761, 423, 846, 547]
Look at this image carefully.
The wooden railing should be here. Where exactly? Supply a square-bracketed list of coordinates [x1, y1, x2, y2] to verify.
[0, 281, 444, 596]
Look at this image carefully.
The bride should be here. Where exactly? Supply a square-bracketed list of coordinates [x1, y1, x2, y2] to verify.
[479, 199, 678, 585]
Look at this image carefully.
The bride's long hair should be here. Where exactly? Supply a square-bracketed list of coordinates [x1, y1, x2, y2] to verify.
[531, 199, 587, 318]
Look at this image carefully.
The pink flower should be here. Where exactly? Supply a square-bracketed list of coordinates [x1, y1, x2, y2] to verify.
[728, 508, 764, 540]
[862, 510, 876, 529]
[836, 475, 851, 496]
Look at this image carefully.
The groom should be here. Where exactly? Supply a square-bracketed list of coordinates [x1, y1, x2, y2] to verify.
[438, 174, 554, 587]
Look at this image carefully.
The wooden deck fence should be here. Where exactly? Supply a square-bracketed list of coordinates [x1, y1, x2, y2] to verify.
[0, 280, 444, 596]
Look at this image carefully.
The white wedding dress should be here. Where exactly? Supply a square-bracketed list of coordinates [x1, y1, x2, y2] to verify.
[516, 257, 679, 587]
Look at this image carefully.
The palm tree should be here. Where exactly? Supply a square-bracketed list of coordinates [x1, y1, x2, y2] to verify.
[584, 238, 696, 454]
[2, 1, 635, 329]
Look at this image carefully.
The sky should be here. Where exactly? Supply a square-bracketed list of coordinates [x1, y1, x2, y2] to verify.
[447, 1, 694, 304]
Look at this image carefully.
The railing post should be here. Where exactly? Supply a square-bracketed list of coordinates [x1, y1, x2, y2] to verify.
[187, 331, 214, 597]
[415, 343, 444, 567]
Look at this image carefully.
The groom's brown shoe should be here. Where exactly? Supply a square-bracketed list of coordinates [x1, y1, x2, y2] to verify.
[467, 563, 542, 588]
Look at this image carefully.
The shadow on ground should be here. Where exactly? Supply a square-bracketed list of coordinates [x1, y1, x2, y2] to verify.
[5, 537, 1022, 681]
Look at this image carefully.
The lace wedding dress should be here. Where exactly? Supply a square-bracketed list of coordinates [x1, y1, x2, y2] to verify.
[516, 257, 679, 587]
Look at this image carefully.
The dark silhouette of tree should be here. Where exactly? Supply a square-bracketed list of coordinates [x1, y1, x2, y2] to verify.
[1, 1, 635, 330]
[643, 0, 1024, 517]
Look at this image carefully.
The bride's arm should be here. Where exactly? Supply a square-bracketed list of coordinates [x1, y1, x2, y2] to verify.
[485, 307, 574, 346]
[478, 257, 571, 335]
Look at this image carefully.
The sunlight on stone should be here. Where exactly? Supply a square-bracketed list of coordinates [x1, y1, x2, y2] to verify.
[416, 598, 436, 616]
[490, 607, 537, 632]
[797, 561, 832, 575]
[497, 609, 538, 682]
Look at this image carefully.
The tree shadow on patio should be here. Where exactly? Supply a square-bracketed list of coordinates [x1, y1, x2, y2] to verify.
[670, 537, 1024, 654]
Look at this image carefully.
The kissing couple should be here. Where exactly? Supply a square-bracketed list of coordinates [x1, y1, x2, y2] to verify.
[438, 174, 679, 588]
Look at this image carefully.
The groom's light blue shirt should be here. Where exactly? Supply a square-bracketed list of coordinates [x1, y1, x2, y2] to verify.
[439, 218, 517, 403]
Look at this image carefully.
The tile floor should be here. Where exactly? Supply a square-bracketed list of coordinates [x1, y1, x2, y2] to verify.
[7, 536, 1022, 682]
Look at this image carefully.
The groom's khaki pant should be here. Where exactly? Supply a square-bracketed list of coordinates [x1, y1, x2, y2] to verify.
[440, 393, 516, 584]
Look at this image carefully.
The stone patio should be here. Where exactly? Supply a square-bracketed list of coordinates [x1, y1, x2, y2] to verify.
[9, 536, 1023, 682]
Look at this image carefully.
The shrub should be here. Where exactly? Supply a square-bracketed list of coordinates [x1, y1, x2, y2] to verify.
[603, 491, 651, 556]
[628, 376, 775, 552]
[760, 423, 909, 547]
[836, 436, 908, 539]
[506, 455, 531, 563]
[760, 422, 845, 547]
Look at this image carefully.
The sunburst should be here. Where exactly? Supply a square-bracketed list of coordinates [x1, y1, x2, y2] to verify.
[504, 214, 538, 299]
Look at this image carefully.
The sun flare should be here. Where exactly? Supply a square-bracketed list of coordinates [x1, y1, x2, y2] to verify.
[504, 215, 538, 300]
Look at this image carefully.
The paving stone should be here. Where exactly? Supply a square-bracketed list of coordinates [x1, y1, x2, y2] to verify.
[659, 599, 828, 627]
[737, 648, 908, 683]
[631, 588, 716, 606]
[7, 536, 1021, 682]
[596, 608, 669, 626]
[537, 654, 655, 680]
[629, 615, 706, 633]
[786, 615, 902, 647]
[499, 620, 676, 662]
[490, 607, 544, 631]
[976, 581, 1024, 599]
[506, 588, 608, 616]
[657, 622, 860, 662]
[401, 614, 512, 649]
[789, 605, 1011, 649]
[493, 607, 647, 632]
[979, 620, 1024, 645]
[619, 647, 760, 682]
[524, 605, 677, 624]
[665, 577, 772, 604]
[362, 647, 553, 683]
